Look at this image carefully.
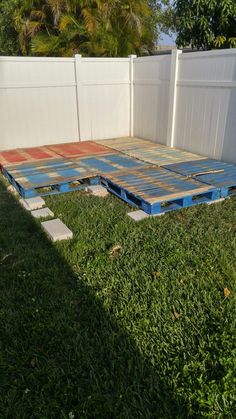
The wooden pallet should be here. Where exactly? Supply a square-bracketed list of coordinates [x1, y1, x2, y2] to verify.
[164, 159, 236, 198]
[72, 152, 149, 174]
[0, 146, 60, 171]
[0, 141, 112, 171]
[100, 166, 220, 215]
[95, 137, 205, 165]
[47, 141, 112, 157]
[3, 159, 99, 198]
[96, 137, 157, 151]
[122, 147, 205, 166]
[3, 153, 149, 198]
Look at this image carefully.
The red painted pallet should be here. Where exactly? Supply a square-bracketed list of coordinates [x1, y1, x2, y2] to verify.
[0, 146, 60, 171]
[48, 141, 112, 158]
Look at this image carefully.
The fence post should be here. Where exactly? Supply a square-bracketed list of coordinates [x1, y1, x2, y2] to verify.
[166, 49, 182, 147]
[129, 54, 137, 137]
[74, 54, 82, 141]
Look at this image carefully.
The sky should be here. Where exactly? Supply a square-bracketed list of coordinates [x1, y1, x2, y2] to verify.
[159, 32, 176, 46]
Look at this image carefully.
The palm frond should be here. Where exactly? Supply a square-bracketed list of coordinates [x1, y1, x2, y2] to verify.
[82, 8, 98, 33]
[30, 32, 60, 55]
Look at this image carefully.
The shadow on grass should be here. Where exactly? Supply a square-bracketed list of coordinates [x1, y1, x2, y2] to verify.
[0, 181, 187, 419]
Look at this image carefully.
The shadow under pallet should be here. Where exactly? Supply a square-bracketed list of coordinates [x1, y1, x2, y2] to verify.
[100, 167, 220, 215]
[163, 159, 236, 198]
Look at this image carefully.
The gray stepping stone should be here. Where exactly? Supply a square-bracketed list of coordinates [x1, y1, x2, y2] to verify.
[86, 185, 109, 197]
[31, 207, 54, 219]
[7, 185, 18, 196]
[20, 196, 45, 211]
[128, 210, 166, 221]
[206, 198, 225, 205]
[128, 210, 149, 221]
[41, 219, 73, 242]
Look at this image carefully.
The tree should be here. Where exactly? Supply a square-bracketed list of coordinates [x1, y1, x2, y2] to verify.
[0, 0, 21, 55]
[175, 0, 236, 50]
[0, 0, 173, 57]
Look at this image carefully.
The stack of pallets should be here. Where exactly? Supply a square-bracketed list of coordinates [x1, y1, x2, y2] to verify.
[1, 137, 235, 214]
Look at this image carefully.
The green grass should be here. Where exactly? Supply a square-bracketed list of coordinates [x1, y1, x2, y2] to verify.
[0, 178, 235, 418]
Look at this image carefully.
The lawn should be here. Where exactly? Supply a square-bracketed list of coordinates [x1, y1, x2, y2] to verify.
[0, 178, 235, 418]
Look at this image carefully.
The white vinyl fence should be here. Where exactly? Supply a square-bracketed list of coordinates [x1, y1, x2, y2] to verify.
[0, 57, 78, 149]
[174, 50, 236, 164]
[133, 48, 236, 164]
[0, 49, 236, 163]
[0, 55, 131, 150]
[133, 54, 172, 145]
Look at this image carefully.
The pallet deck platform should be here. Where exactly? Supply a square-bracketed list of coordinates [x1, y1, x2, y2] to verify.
[2, 138, 235, 214]
[164, 159, 236, 198]
[100, 166, 220, 215]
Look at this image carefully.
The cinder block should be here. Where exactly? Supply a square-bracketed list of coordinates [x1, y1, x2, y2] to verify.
[19, 196, 45, 211]
[128, 210, 166, 221]
[7, 185, 18, 196]
[86, 185, 109, 197]
[128, 210, 149, 221]
[152, 212, 166, 217]
[31, 207, 54, 219]
[41, 219, 73, 242]
[206, 198, 225, 205]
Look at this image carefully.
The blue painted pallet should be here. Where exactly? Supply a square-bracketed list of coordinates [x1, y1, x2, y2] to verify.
[3, 153, 149, 198]
[100, 167, 220, 215]
[163, 159, 236, 198]
[72, 152, 149, 174]
[3, 158, 99, 198]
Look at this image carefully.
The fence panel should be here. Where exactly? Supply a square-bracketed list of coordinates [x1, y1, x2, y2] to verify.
[77, 58, 130, 141]
[133, 55, 172, 145]
[174, 49, 236, 164]
[0, 57, 79, 150]
[0, 56, 130, 150]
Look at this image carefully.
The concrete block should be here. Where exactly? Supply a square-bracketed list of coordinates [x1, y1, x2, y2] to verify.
[128, 210, 166, 221]
[7, 185, 19, 196]
[206, 198, 225, 205]
[31, 207, 54, 219]
[19, 196, 45, 211]
[86, 185, 109, 197]
[41, 219, 73, 242]
[128, 210, 149, 221]
[152, 212, 166, 218]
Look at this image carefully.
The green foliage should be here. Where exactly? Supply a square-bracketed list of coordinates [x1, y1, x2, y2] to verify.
[175, 0, 236, 49]
[0, 0, 21, 55]
[0, 0, 172, 57]
[0, 177, 236, 417]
